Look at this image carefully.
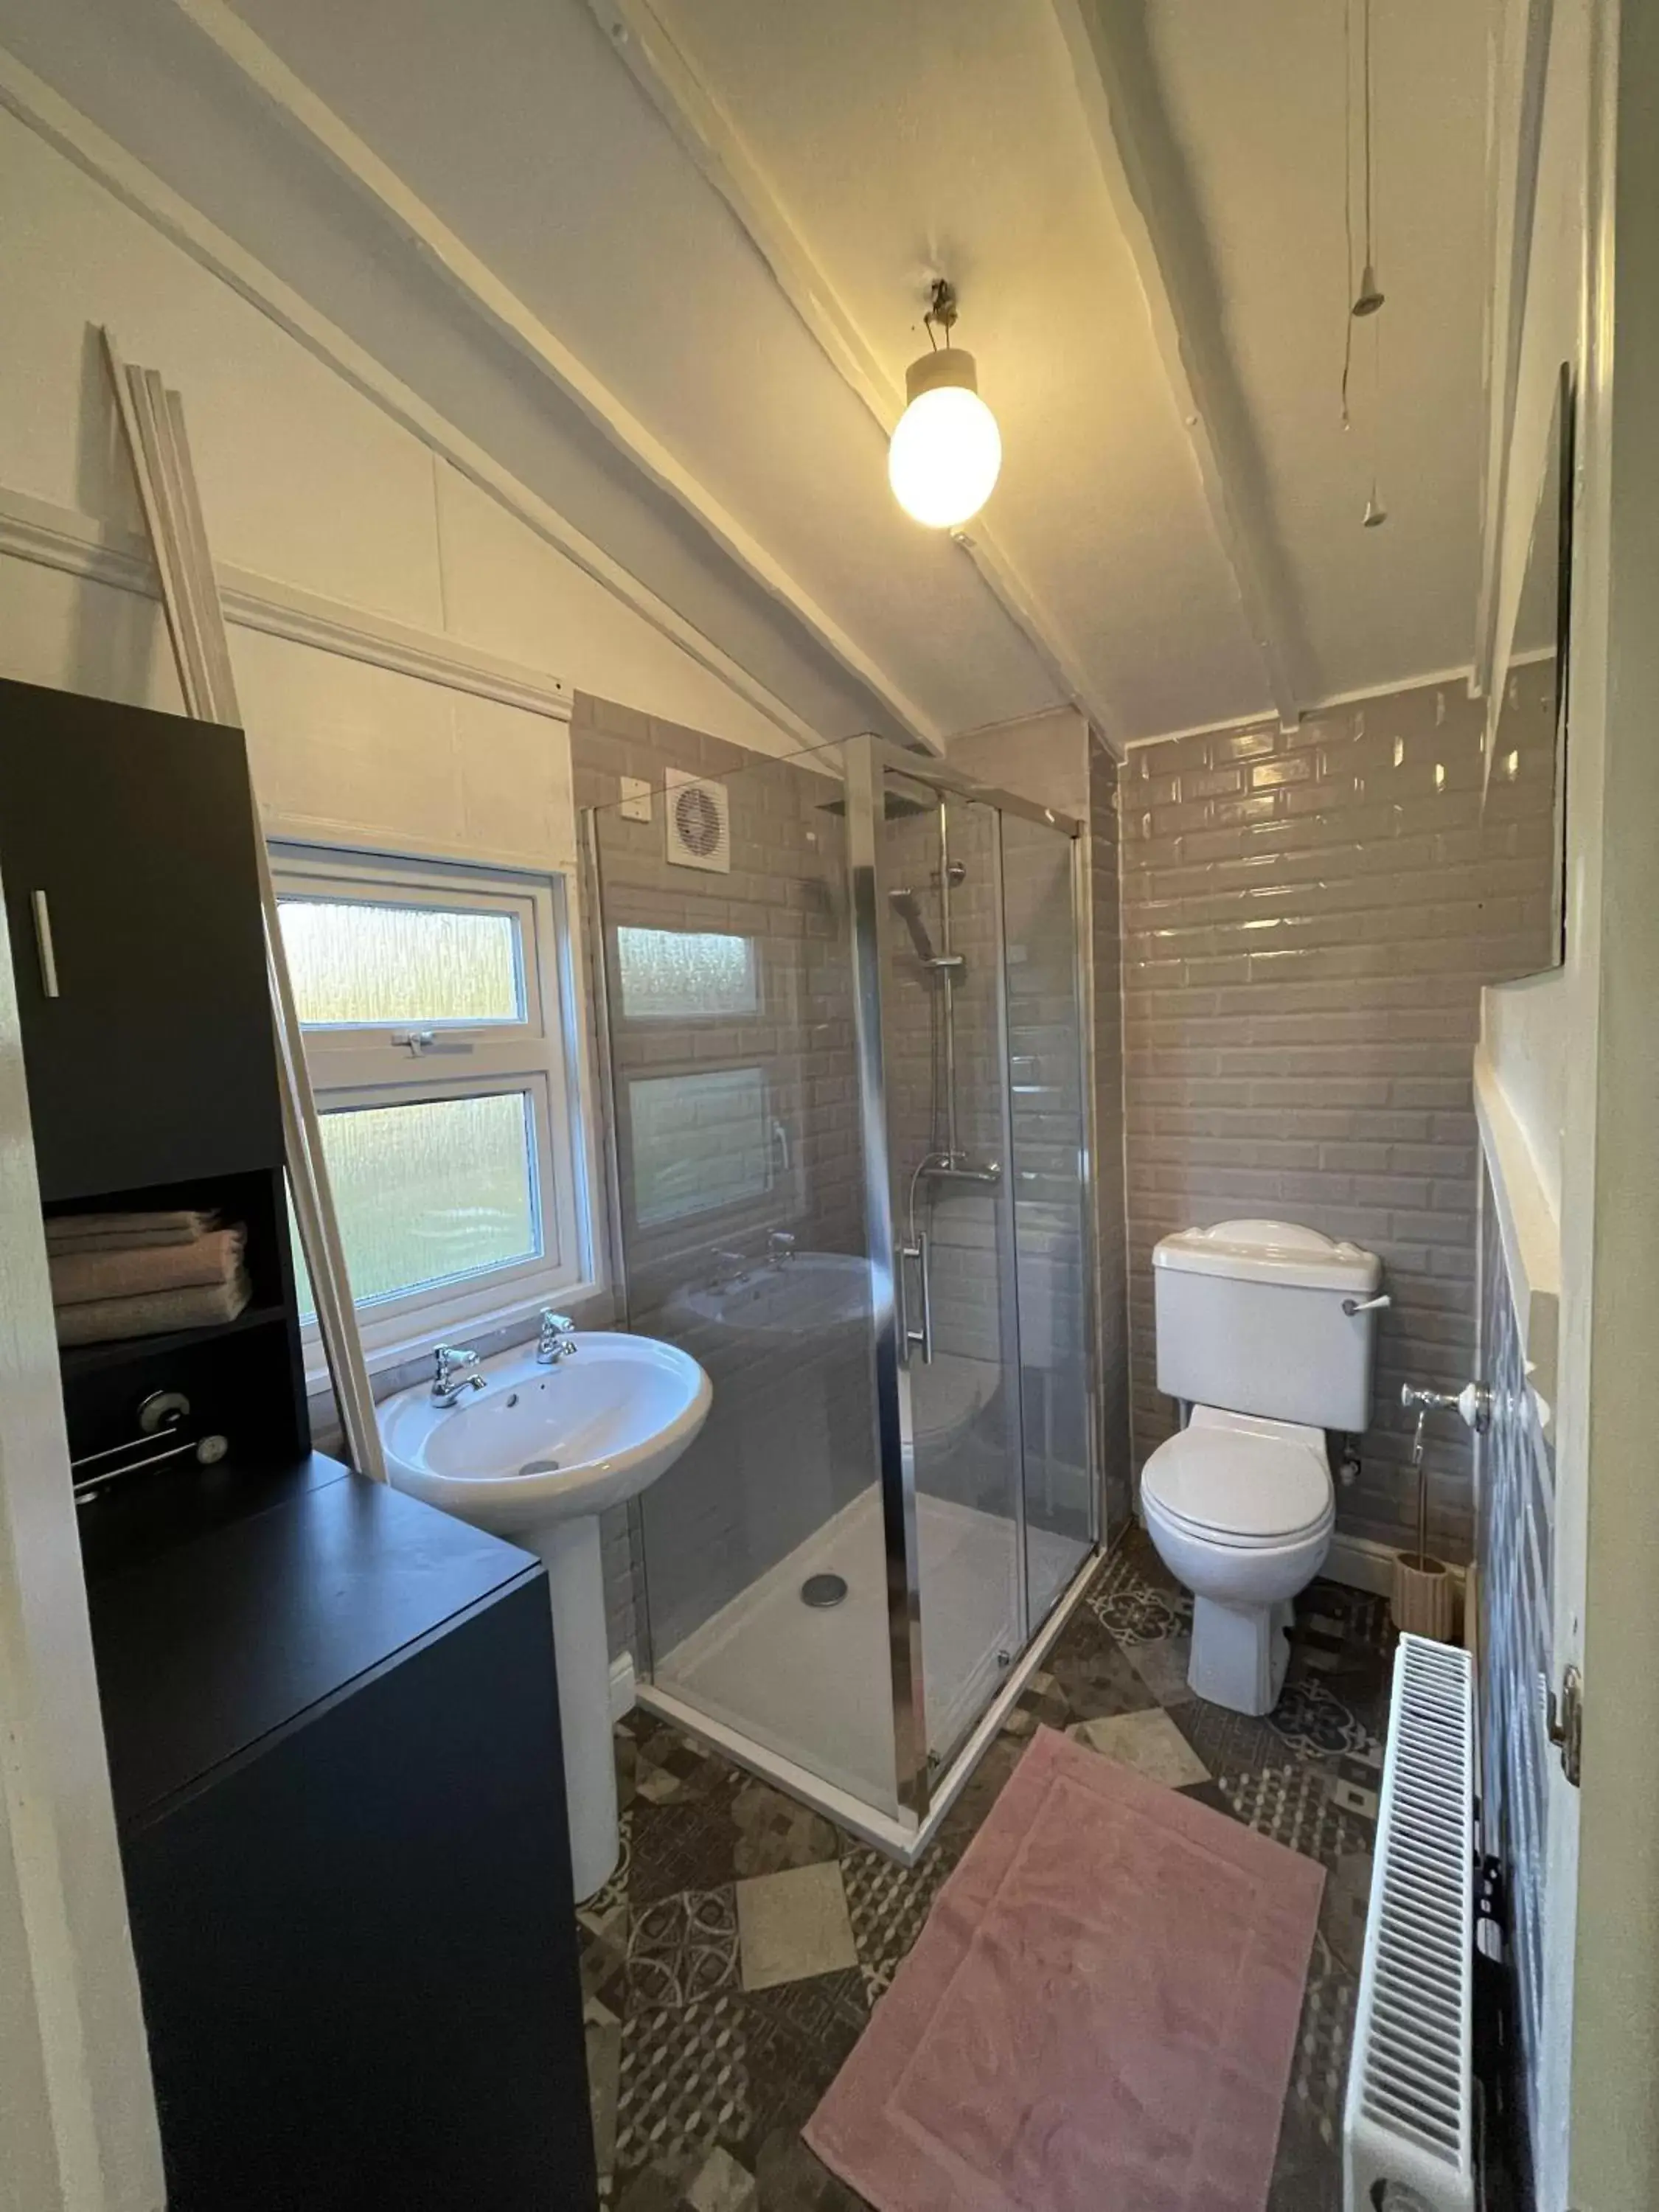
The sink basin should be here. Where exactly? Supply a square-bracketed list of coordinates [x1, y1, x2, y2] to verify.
[669, 1251, 870, 1348]
[380, 1333, 711, 1534]
[378, 1332, 711, 1903]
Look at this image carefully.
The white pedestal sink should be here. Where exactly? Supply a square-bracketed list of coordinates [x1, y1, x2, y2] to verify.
[379, 1333, 712, 1902]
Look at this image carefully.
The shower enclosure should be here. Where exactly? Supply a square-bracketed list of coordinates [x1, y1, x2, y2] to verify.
[585, 735, 1116, 1852]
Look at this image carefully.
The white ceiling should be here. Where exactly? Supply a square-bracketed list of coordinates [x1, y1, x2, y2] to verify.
[0, 0, 1492, 750]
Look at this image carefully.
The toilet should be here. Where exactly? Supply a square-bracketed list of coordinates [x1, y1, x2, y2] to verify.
[1141, 1217, 1384, 1715]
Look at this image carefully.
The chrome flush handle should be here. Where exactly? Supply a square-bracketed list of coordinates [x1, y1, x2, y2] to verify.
[1342, 1291, 1391, 1315]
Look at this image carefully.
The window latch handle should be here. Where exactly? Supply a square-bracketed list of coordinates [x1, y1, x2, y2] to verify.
[390, 1028, 470, 1056]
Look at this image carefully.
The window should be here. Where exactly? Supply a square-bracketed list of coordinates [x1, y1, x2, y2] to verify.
[274, 846, 590, 1357]
[627, 1067, 773, 1227]
[615, 926, 759, 1020]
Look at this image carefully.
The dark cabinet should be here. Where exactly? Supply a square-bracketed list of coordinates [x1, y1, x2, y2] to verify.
[0, 676, 281, 1200]
[0, 679, 595, 2209]
[94, 1463, 597, 2212]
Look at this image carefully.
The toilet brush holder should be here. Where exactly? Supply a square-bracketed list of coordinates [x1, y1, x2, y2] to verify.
[1392, 1402, 1458, 1640]
[1391, 1551, 1457, 1640]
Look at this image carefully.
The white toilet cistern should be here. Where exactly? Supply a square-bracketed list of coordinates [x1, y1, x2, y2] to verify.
[1142, 1219, 1388, 1717]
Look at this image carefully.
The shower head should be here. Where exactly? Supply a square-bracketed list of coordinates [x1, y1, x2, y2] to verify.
[888, 886, 939, 964]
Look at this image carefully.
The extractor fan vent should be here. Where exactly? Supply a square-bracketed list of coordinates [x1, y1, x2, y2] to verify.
[665, 769, 731, 873]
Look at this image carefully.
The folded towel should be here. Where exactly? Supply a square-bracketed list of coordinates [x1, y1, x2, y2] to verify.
[50, 1225, 246, 1309]
[46, 1208, 222, 1254]
[54, 1268, 252, 1349]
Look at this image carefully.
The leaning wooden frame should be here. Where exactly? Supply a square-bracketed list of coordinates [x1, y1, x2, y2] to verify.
[100, 327, 385, 1480]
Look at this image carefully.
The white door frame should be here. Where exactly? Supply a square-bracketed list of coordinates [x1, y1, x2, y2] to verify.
[0, 855, 162, 2203]
[1551, 0, 1659, 2203]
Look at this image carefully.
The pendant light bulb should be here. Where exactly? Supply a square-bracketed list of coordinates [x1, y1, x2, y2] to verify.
[888, 287, 1001, 529]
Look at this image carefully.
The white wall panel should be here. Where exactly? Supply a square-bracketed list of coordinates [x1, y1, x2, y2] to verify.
[0, 109, 446, 631]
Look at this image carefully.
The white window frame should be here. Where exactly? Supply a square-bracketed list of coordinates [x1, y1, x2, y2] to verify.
[272, 844, 594, 1376]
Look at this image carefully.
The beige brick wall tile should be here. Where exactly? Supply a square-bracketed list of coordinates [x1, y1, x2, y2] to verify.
[1115, 672, 1557, 1562]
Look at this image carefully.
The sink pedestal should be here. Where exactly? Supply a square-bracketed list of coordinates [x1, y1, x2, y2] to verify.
[377, 1332, 712, 1910]
[532, 1512, 619, 1904]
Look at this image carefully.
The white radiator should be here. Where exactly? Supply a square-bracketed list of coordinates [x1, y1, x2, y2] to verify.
[1344, 1633, 1475, 2212]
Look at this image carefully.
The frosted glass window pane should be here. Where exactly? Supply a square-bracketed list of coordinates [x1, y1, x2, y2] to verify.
[616, 927, 758, 1020]
[293, 1092, 539, 1315]
[629, 1068, 770, 1226]
[278, 898, 522, 1026]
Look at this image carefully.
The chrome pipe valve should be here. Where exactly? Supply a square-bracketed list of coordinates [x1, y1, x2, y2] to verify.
[1401, 1380, 1492, 1433]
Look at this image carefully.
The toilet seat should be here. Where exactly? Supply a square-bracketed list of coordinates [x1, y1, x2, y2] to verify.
[1141, 1405, 1332, 1548]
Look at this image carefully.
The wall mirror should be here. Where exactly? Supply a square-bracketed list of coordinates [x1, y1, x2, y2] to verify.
[1486, 359, 1574, 973]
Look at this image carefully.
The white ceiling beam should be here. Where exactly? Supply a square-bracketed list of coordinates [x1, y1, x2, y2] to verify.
[590, 0, 1125, 748]
[167, 0, 946, 754]
[1048, 0, 1312, 733]
[0, 46, 821, 753]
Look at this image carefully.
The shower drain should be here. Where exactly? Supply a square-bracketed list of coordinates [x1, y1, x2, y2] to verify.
[801, 1573, 849, 1609]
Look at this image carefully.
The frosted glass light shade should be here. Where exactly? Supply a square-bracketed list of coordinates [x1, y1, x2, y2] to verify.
[888, 349, 1001, 528]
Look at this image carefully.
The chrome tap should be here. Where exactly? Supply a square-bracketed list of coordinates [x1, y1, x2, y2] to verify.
[536, 1310, 577, 1366]
[767, 1230, 797, 1267]
[430, 1343, 485, 1408]
[708, 1248, 749, 1290]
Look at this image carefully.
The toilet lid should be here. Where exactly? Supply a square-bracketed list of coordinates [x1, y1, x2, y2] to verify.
[1142, 1419, 1332, 1543]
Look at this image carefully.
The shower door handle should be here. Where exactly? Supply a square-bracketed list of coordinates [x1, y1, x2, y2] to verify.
[900, 1234, 933, 1366]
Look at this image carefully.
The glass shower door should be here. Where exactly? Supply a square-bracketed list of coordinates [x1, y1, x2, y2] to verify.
[877, 771, 1026, 1769]
[591, 750, 900, 1818]
[1000, 810, 1096, 1623]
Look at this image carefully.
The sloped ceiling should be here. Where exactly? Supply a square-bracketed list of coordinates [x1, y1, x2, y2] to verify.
[0, 0, 1490, 751]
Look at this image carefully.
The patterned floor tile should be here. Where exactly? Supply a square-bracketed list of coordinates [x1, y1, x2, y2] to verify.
[936, 1732, 1026, 1851]
[587, 1996, 623, 2187]
[1067, 1705, 1211, 1787]
[639, 1730, 731, 1806]
[1213, 1760, 1376, 1872]
[599, 1534, 1396, 2212]
[630, 1774, 745, 1907]
[1284, 1931, 1358, 2141]
[739, 1971, 869, 2153]
[751, 2128, 867, 2211]
[1266, 1677, 1384, 1764]
[731, 1779, 843, 1880]
[1037, 1613, 1164, 1724]
[616, 1994, 754, 2176]
[683, 2143, 759, 2211]
[1085, 1549, 1193, 1646]
[1122, 1628, 1195, 1705]
[1319, 1849, 1374, 1975]
[839, 1843, 952, 2004]
[581, 1891, 633, 2020]
[737, 1863, 858, 1992]
[628, 1890, 741, 2009]
[1167, 1694, 1298, 1779]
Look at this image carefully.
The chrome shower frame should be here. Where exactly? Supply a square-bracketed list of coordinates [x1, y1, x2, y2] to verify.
[843, 736, 1105, 1829]
[586, 734, 1108, 1857]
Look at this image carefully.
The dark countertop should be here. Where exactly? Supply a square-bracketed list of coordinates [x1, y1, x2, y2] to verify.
[82, 1454, 543, 1831]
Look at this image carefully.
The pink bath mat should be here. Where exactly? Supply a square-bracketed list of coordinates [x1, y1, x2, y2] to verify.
[805, 1726, 1324, 2212]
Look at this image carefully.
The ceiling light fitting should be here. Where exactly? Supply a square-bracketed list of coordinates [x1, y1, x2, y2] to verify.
[888, 279, 1002, 530]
